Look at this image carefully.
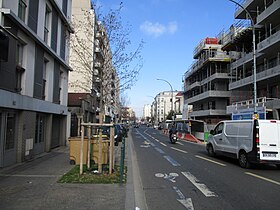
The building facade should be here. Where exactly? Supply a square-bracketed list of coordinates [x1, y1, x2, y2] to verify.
[220, 0, 280, 120]
[143, 104, 151, 120]
[0, 0, 72, 167]
[154, 91, 179, 123]
[68, 1, 120, 128]
[183, 37, 232, 124]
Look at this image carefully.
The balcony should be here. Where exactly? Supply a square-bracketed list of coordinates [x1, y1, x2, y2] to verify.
[193, 37, 219, 59]
[200, 73, 231, 86]
[95, 31, 103, 40]
[257, 26, 280, 53]
[184, 52, 230, 79]
[189, 109, 227, 117]
[94, 62, 102, 68]
[234, 0, 256, 19]
[231, 51, 253, 69]
[187, 81, 200, 91]
[229, 61, 280, 90]
[95, 47, 104, 60]
[220, 19, 251, 51]
[186, 90, 231, 104]
[257, 0, 280, 25]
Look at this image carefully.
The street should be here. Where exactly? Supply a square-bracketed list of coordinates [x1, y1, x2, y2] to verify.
[131, 125, 280, 210]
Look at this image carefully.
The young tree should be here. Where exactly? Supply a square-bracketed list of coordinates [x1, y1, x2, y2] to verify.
[94, 2, 144, 92]
[69, 2, 143, 123]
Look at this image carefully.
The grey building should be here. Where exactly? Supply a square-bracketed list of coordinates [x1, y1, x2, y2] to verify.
[183, 37, 232, 125]
[0, 0, 72, 167]
[220, 0, 280, 119]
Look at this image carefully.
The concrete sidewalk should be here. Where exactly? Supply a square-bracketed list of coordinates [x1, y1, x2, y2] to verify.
[0, 145, 128, 210]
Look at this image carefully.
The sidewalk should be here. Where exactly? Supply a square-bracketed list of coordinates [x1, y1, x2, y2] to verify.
[0, 145, 128, 210]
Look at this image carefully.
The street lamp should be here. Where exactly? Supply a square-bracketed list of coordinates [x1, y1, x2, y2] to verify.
[156, 78, 174, 120]
[229, 0, 257, 117]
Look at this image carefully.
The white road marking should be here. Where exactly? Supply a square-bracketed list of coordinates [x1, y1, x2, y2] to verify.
[155, 147, 165, 154]
[171, 147, 188, 154]
[245, 172, 280, 186]
[182, 172, 217, 197]
[164, 156, 181, 166]
[155, 173, 179, 183]
[195, 155, 226, 167]
[173, 186, 194, 210]
[177, 142, 184, 146]
[160, 142, 167, 147]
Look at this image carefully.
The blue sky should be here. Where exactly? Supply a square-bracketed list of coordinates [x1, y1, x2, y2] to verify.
[94, 0, 237, 117]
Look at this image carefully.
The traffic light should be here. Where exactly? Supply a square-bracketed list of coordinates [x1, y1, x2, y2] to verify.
[0, 30, 9, 62]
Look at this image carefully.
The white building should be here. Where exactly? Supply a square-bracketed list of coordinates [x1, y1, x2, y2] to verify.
[0, 0, 72, 167]
[143, 104, 151, 120]
[154, 91, 179, 123]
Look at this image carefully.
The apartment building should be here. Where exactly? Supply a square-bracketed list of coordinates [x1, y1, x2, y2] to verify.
[0, 0, 72, 167]
[94, 22, 120, 123]
[143, 104, 151, 120]
[221, 0, 280, 120]
[69, 1, 120, 127]
[183, 37, 232, 124]
[154, 91, 179, 123]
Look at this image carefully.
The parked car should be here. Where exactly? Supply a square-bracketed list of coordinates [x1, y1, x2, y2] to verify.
[114, 124, 124, 146]
[207, 119, 280, 168]
[100, 125, 123, 146]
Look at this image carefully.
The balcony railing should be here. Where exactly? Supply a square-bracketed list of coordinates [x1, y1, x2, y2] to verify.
[193, 37, 219, 58]
[184, 51, 230, 79]
[229, 57, 280, 90]
[219, 19, 251, 47]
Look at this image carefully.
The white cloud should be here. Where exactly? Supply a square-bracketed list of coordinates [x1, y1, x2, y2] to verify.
[140, 21, 178, 37]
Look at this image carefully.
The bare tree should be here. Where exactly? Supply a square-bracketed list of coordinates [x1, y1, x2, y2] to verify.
[94, 2, 144, 92]
[70, 2, 143, 96]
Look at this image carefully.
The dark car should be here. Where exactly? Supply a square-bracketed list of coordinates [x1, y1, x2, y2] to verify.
[114, 124, 124, 146]
[100, 125, 122, 146]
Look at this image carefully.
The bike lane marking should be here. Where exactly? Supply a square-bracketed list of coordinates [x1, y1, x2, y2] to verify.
[173, 186, 194, 210]
[181, 172, 217, 197]
[163, 156, 181, 166]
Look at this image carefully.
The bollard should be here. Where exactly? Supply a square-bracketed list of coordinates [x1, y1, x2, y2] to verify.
[120, 136, 125, 183]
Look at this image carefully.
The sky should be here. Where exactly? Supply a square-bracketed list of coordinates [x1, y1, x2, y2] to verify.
[94, 0, 238, 117]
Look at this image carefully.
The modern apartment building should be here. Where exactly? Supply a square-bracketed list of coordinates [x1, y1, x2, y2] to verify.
[0, 0, 72, 167]
[221, 0, 280, 120]
[183, 37, 232, 124]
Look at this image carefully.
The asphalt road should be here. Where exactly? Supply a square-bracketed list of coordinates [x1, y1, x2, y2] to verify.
[131, 125, 280, 210]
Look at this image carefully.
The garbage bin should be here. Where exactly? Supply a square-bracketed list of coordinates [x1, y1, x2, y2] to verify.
[69, 137, 109, 165]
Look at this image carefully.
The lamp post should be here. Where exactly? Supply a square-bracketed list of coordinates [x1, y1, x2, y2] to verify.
[156, 78, 174, 120]
[229, 0, 257, 117]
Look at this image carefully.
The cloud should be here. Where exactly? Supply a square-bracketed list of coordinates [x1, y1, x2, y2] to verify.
[140, 21, 178, 37]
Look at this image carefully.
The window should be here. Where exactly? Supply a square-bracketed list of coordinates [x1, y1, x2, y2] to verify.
[214, 122, 224, 135]
[35, 114, 45, 143]
[5, 113, 16, 150]
[18, 0, 27, 22]
[44, 5, 52, 43]
[16, 41, 25, 92]
[42, 59, 48, 100]
[16, 41, 24, 66]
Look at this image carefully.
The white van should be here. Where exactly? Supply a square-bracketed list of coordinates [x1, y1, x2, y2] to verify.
[206, 120, 280, 168]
